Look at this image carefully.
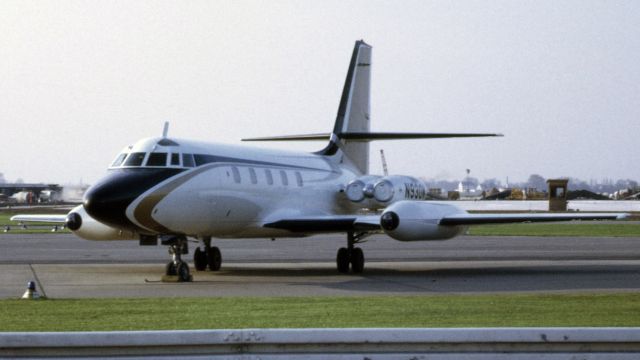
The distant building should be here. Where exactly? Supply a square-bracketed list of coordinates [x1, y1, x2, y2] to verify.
[0, 183, 63, 204]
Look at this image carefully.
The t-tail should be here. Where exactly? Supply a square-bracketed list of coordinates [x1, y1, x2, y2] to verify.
[242, 40, 503, 175]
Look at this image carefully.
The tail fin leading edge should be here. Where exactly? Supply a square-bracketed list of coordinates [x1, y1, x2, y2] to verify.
[325, 40, 372, 174]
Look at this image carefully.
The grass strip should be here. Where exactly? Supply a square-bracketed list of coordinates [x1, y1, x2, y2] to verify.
[2, 293, 640, 331]
[467, 223, 640, 237]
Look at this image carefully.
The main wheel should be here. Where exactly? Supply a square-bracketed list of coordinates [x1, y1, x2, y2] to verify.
[207, 246, 222, 271]
[336, 247, 350, 273]
[165, 261, 177, 276]
[177, 262, 191, 282]
[350, 247, 365, 273]
[194, 248, 207, 271]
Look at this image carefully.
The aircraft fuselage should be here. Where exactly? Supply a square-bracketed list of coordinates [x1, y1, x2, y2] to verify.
[83, 137, 361, 239]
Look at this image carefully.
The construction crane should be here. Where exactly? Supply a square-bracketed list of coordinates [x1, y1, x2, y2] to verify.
[380, 149, 389, 176]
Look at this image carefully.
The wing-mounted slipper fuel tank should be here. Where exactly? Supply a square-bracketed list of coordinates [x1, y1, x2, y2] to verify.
[380, 201, 467, 241]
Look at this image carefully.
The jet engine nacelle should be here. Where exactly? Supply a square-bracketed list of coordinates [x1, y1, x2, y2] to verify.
[66, 205, 136, 241]
[380, 201, 466, 241]
[344, 175, 428, 209]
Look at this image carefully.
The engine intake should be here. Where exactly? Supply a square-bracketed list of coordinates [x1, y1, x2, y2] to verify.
[344, 175, 428, 209]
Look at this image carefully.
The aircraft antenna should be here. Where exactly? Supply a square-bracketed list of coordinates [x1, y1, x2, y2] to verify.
[380, 149, 389, 176]
[162, 122, 169, 138]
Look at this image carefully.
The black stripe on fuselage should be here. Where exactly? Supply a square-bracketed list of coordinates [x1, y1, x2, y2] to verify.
[84, 168, 186, 232]
[313, 141, 340, 156]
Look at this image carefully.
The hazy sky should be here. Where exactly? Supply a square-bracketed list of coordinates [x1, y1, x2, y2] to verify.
[2, 1, 639, 185]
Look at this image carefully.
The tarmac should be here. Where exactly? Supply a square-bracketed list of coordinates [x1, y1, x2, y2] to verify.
[1, 233, 639, 298]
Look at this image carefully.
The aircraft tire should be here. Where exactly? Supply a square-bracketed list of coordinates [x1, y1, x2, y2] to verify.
[337, 247, 349, 273]
[194, 248, 207, 271]
[165, 262, 177, 276]
[177, 262, 191, 282]
[351, 247, 365, 273]
[207, 247, 222, 271]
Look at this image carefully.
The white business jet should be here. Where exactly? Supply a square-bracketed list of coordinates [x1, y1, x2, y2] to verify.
[12, 40, 625, 282]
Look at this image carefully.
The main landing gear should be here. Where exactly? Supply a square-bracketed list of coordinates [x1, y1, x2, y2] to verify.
[336, 232, 366, 274]
[193, 237, 222, 272]
[162, 235, 192, 282]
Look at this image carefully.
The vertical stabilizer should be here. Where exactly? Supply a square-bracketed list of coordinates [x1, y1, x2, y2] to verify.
[241, 40, 502, 173]
[320, 40, 372, 174]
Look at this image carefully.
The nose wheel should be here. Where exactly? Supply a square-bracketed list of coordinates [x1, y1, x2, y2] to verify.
[162, 235, 192, 282]
[336, 232, 366, 274]
[194, 237, 222, 271]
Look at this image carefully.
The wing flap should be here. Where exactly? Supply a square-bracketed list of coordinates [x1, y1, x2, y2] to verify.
[264, 215, 380, 232]
[440, 213, 627, 226]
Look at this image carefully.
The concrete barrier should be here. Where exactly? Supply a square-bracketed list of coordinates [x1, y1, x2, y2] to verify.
[1, 328, 640, 359]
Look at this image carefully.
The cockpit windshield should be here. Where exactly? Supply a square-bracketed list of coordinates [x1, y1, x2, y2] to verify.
[110, 151, 200, 169]
[111, 153, 127, 167]
[123, 152, 146, 166]
[146, 152, 167, 166]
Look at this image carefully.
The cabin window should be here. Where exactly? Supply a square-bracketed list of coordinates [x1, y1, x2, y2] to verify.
[265, 169, 274, 185]
[146, 152, 167, 166]
[124, 152, 146, 166]
[170, 153, 180, 166]
[111, 153, 127, 167]
[295, 171, 303, 187]
[231, 166, 241, 183]
[182, 153, 195, 167]
[249, 168, 257, 184]
[280, 170, 288, 186]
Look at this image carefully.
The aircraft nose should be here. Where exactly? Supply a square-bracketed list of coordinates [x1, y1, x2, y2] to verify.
[84, 174, 139, 230]
[84, 169, 183, 231]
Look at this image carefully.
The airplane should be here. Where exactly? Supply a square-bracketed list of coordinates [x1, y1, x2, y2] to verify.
[12, 40, 627, 282]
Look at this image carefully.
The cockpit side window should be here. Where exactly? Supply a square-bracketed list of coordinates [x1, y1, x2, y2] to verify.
[170, 153, 180, 166]
[193, 154, 218, 166]
[182, 153, 195, 167]
[123, 152, 146, 166]
[111, 153, 127, 167]
[146, 152, 168, 166]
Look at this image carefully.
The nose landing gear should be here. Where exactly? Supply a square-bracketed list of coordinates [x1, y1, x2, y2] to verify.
[161, 235, 192, 282]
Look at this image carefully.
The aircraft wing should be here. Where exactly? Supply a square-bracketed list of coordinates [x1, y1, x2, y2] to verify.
[10, 214, 67, 223]
[264, 212, 627, 233]
[439, 212, 627, 226]
[264, 215, 381, 233]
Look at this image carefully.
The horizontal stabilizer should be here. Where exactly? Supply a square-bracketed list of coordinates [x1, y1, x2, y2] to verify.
[243, 132, 503, 142]
[439, 212, 627, 226]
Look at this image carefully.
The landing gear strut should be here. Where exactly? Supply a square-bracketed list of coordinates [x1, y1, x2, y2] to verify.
[194, 237, 222, 272]
[336, 232, 366, 274]
[162, 235, 191, 282]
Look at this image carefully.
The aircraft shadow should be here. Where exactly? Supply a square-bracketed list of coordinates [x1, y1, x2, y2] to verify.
[192, 264, 640, 294]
